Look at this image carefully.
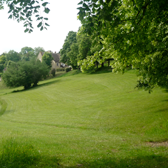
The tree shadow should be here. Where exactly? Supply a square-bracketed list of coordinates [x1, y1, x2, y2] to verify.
[91, 67, 113, 74]
[10, 79, 60, 94]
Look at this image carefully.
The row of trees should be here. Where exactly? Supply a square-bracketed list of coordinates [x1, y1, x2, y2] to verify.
[76, 0, 168, 91]
[0, 47, 45, 72]
[59, 27, 102, 70]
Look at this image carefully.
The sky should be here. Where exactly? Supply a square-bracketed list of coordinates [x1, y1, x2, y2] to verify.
[0, 0, 81, 54]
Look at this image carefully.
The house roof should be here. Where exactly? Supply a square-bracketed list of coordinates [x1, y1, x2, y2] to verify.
[52, 53, 60, 62]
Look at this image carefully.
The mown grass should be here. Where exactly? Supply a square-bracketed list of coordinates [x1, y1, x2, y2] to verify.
[0, 69, 168, 167]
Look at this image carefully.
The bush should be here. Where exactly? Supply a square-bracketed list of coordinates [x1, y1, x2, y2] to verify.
[56, 68, 65, 72]
[66, 67, 72, 72]
[51, 68, 56, 77]
[2, 59, 49, 90]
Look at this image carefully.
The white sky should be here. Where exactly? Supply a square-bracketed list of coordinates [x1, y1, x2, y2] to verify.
[0, 0, 81, 54]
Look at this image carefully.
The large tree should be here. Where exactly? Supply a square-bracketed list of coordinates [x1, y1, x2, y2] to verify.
[0, 0, 50, 32]
[2, 59, 49, 89]
[20, 47, 35, 61]
[6, 50, 21, 62]
[60, 31, 77, 65]
[78, 0, 168, 91]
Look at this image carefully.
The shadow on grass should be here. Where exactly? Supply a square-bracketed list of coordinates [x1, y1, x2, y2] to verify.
[68, 155, 168, 168]
[11, 79, 60, 94]
[91, 67, 113, 74]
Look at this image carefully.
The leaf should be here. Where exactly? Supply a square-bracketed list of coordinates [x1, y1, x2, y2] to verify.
[44, 7, 50, 14]
[40, 26, 43, 31]
[24, 28, 29, 33]
[45, 23, 50, 26]
[8, 15, 12, 19]
[37, 22, 42, 28]
[42, 2, 49, 7]
[44, 17, 48, 20]
[78, 1, 83, 5]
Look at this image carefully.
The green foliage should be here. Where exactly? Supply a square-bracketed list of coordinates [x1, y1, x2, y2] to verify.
[67, 43, 79, 68]
[34, 47, 45, 56]
[0, 64, 4, 72]
[0, 55, 6, 65]
[42, 52, 53, 68]
[65, 67, 72, 72]
[51, 68, 55, 77]
[56, 68, 65, 72]
[2, 59, 49, 89]
[60, 31, 77, 65]
[78, 0, 168, 91]
[6, 50, 21, 62]
[1, 0, 50, 32]
[20, 47, 35, 61]
[60, 28, 93, 69]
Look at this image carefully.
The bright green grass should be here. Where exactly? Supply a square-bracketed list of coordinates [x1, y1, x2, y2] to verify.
[0, 70, 168, 167]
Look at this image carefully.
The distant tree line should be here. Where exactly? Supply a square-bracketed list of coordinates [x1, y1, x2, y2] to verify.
[59, 27, 103, 71]
[0, 47, 54, 90]
[0, 47, 45, 72]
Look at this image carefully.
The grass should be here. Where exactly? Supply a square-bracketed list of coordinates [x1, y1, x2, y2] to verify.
[0, 69, 168, 167]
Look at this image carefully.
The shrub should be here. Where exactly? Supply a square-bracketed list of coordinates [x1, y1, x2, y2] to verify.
[56, 68, 65, 72]
[51, 68, 56, 77]
[66, 67, 72, 72]
[2, 59, 49, 89]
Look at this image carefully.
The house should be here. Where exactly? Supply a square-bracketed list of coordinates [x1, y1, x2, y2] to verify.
[37, 51, 66, 69]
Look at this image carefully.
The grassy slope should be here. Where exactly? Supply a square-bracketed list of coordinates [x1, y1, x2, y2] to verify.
[0, 70, 168, 167]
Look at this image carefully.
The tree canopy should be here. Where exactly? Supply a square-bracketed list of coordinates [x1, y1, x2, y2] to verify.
[2, 59, 49, 89]
[0, 0, 50, 32]
[42, 52, 53, 68]
[78, 0, 168, 91]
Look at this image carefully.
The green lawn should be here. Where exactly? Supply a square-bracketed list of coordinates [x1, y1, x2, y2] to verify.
[0, 70, 168, 168]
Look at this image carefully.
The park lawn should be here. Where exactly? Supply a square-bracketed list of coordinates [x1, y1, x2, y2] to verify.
[0, 70, 168, 167]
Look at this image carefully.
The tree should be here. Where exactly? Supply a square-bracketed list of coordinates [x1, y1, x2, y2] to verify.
[34, 47, 45, 56]
[60, 29, 93, 69]
[6, 50, 21, 62]
[20, 47, 36, 61]
[0, 0, 50, 33]
[2, 59, 49, 89]
[60, 31, 77, 65]
[42, 52, 53, 68]
[0, 55, 6, 65]
[78, 0, 168, 91]
[67, 43, 79, 68]
[20, 47, 34, 55]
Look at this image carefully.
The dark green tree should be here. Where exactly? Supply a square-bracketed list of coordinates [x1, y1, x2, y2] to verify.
[20, 47, 35, 61]
[2, 59, 49, 89]
[42, 52, 53, 68]
[6, 50, 21, 62]
[0, 55, 6, 65]
[67, 43, 79, 68]
[60, 31, 77, 65]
